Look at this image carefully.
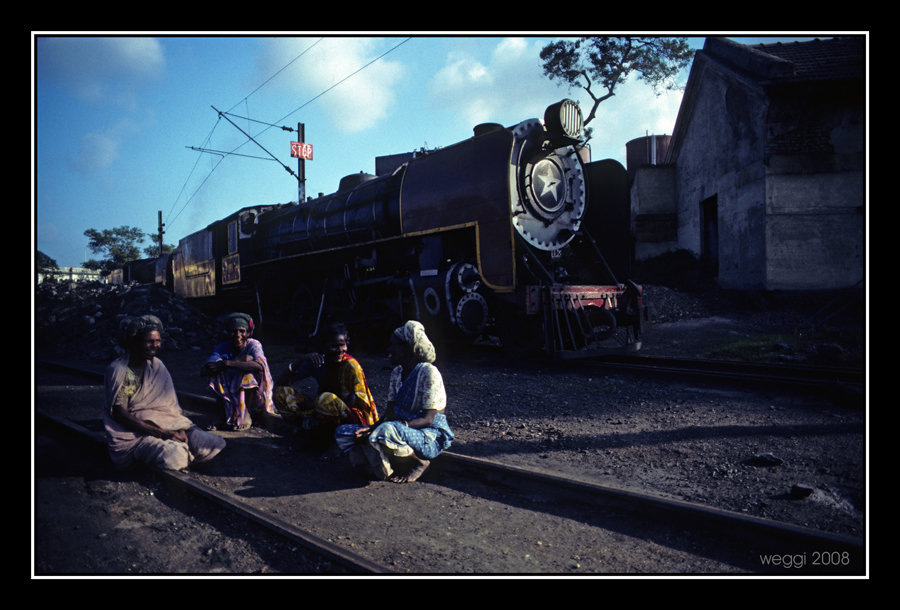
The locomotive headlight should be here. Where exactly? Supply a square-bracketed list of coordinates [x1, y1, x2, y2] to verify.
[544, 99, 584, 145]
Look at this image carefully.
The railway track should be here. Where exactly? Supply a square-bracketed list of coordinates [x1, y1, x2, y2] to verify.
[583, 354, 865, 395]
[34, 360, 865, 575]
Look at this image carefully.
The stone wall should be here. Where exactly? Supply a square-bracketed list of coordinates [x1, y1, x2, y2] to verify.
[671, 56, 770, 289]
[660, 47, 865, 291]
[630, 165, 678, 260]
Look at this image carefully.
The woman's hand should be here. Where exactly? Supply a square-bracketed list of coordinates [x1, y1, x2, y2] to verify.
[112, 403, 189, 444]
[353, 426, 372, 439]
[303, 352, 325, 367]
[162, 429, 189, 443]
[201, 360, 226, 376]
[224, 358, 263, 373]
[203, 356, 262, 377]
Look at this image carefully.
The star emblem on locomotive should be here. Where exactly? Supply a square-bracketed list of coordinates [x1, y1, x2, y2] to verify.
[532, 158, 566, 215]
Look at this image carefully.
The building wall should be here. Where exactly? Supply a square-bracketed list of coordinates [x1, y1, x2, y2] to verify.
[630, 164, 678, 260]
[659, 45, 865, 291]
[38, 267, 105, 283]
[672, 58, 770, 289]
[762, 87, 866, 289]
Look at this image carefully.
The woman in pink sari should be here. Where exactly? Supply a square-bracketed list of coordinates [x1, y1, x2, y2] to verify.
[104, 315, 226, 471]
[201, 312, 276, 430]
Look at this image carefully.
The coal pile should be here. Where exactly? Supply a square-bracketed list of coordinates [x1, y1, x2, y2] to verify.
[35, 281, 223, 362]
[640, 284, 716, 324]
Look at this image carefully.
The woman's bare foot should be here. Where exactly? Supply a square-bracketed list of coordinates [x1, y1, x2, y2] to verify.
[362, 444, 393, 480]
[389, 456, 430, 483]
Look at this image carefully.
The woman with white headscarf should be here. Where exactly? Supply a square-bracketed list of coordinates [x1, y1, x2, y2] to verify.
[335, 320, 454, 483]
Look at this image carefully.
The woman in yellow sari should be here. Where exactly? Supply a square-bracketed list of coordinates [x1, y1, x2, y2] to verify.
[274, 323, 377, 441]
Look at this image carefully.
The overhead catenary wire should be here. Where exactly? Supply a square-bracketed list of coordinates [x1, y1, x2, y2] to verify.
[165, 119, 227, 227]
[212, 105, 299, 180]
[267, 37, 412, 129]
[166, 38, 325, 228]
[217, 112, 297, 133]
[185, 147, 273, 161]
[228, 38, 324, 116]
[166, 37, 413, 229]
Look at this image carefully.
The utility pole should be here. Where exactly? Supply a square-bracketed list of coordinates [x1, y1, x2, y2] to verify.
[297, 122, 306, 203]
[157, 211, 165, 257]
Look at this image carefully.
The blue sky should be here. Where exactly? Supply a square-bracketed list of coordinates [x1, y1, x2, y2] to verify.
[34, 34, 823, 269]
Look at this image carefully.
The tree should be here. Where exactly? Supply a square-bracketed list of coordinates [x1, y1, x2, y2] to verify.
[37, 250, 59, 280]
[144, 242, 175, 259]
[540, 37, 694, 139]
[83, 226, 149, 274]
[37, 250, 58, 272]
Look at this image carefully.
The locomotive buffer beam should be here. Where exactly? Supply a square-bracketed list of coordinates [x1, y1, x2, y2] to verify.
[526, 284, 641, 357]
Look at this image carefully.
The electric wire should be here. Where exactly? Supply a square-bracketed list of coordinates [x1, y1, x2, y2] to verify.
[166, 38, 325, 228]
[167, 37, 413, 229]
[267, 37, 412, 132]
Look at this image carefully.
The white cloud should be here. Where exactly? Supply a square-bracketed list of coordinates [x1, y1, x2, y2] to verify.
[428, 37, 564, 129]
[68, 119, 140, 176]
[258, 38, 404, 134]
[423, 36, 690, 163]
[594, 74, 685, 141]
[71, 131, 119, 172]
[491, 37, 530, 65]
[37, 37, 165, 108]
[434, 52, 494, 88]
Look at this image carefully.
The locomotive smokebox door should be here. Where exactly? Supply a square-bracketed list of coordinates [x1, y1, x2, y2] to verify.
[510, 117, 586, 252]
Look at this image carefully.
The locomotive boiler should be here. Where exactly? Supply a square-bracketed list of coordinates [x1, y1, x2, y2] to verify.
[169, 99, 645, 356]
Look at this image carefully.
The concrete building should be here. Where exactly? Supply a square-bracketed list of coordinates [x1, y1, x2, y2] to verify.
[630, 36, 866, 290]
[37, 266, 106, 283]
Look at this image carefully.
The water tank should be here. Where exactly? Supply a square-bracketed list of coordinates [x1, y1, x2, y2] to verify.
[626, 134, 671, 173]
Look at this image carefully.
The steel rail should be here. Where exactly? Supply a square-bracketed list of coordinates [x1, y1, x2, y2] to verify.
[36, 359, 864, 564]
[36, 407, 391, 575]
[576, 354, 866, 393]
[437, 452, 863, 556]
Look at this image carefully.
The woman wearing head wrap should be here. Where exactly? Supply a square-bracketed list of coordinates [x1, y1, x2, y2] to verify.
[200, 312, 276, 431]
[274, 322, 377, 444]
[104, 315, 226, 471]
[335, 320, 454, 483]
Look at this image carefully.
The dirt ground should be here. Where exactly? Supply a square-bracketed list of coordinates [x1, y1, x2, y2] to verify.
[32, 282, 868, 577]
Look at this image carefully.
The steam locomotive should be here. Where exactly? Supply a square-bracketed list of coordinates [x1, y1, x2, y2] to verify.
[157, 99, 646, 356]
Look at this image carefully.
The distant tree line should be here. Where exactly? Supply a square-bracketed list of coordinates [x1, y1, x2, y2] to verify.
[82, 226, 174, 276]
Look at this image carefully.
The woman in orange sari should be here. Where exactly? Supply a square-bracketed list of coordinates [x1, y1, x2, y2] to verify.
[274, 323, 377, 441]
